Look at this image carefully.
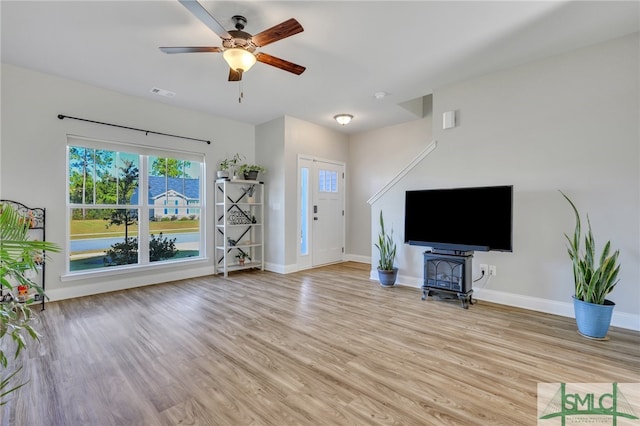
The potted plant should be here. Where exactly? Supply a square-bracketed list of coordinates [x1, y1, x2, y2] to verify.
[242, 185, 257, 203]
[375, 210, 398, 287]
[0, 203, 60, 404]
[239, 164, 266, 181]
[235, 251, 251, 266]
[561, 191, 620, 339]
[218, 153, 243, 179]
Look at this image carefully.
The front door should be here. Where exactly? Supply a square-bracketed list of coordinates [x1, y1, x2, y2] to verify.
[298, 157, 345, 268]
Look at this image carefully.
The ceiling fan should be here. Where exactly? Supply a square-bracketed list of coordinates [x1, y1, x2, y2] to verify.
[160, 0, 306, 82]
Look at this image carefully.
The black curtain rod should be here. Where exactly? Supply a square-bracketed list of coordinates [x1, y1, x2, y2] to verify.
[57, 114, 211, 145]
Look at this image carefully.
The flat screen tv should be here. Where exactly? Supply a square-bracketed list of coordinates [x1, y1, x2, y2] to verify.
[404, 185, 513, 252]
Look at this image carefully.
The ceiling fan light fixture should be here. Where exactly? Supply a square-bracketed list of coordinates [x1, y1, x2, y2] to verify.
[223, 48, 256, 72]
[334, 114, 353, 126]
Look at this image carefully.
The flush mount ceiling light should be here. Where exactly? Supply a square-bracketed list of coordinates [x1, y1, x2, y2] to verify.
[223, 48, 257, 74]
[334, 114, 354, 126]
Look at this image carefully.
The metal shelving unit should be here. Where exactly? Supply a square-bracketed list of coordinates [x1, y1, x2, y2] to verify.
[0, 199, 47, 310]
[214, 180, 264, 277]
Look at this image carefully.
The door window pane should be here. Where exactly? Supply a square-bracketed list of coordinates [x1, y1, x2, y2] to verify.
[318, 169, 338, 193]
[300, 167, 309, 256]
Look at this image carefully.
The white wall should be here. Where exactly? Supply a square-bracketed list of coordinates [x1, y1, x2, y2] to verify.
[1, 63, 255, 300]
[370, 33, 639, 329]
[255, 117, 286, 268]
[256, 115, 348, 272]
[284, 116, 349, 266]
[348, 105, 433, 260]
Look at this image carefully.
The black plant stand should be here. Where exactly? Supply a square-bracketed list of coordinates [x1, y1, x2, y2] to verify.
[0, 199, 47, 310]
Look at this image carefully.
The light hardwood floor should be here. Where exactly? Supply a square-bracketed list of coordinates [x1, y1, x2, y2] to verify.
[2, 262, 639, 425]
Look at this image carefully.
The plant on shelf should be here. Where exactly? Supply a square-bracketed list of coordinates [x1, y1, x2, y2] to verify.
[560, 191, 621, 339]
[374, 210, 398, 287]
[0, 203, 60, 405]
[235, 251, 251, 266]
[218, 153, 244, 179]
[242, 185, 257, 203]
[242, 185, 256, 196]
[238, 164, 266, 181]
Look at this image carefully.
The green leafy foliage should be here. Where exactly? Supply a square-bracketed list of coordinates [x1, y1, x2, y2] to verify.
[105, 209, 138, 239]
[69, 147, 140, 220]
[219, 153, 244, 171]
[0, 367, 27, 406]
[561, 191, 620, 305]
[151, 158, 192, 178]
[235, 251, 251, 260]
[374, 211, 396, 271]
[0, 203, 60, 404]
[149, 233, 178, 261]
[103, 237, 138, 266]
[104, 160, 139, 241]
[68, 146, 114, 206]
[238, 164, 266, 174]
[103, 233, 179, 266]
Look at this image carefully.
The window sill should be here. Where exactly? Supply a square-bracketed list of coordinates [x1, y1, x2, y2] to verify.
[61, 256, 209, 282]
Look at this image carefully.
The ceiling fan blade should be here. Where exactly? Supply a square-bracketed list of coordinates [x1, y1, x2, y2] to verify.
[178, 0, 231, 40]
[228, 68, 243, 81]
[255, 52, 306, 75]
[159, 46, 222, 54]
[251, 18, 303, 47]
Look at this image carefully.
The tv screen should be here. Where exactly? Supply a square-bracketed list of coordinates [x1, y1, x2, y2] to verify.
[404, 185, 513, 252]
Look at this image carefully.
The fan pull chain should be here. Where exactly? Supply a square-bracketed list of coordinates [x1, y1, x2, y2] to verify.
[238, 81, 244, 104]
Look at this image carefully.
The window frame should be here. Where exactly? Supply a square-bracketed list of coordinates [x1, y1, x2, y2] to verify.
[64, 136, 206, 278]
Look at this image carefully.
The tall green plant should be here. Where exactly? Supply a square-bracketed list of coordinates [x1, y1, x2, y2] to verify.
[0, 203, 60, 405]
[560, 191, 620, 305]
[375, 211, 396, 271]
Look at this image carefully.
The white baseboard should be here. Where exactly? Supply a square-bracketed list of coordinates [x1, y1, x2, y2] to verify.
[345, 254, 371, 264]
[264, 262, 299, 274]
[47, 264, 216, 302]
[369, 269, 640, 331]
[473, 288, 639, 332]
[267, 258, 371, 274]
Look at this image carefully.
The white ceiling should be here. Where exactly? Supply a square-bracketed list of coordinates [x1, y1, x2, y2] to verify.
[1, 1, 638, 134]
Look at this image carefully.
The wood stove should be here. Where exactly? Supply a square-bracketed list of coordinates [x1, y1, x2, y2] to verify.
[422, 251, 474, 309]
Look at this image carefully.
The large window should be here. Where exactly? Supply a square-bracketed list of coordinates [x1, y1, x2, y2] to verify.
[67, 139, 204, 273]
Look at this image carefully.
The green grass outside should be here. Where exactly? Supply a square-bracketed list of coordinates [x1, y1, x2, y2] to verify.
[70, 219, 199, 239]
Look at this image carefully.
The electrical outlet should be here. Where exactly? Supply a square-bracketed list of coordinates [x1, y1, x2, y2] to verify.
[489, 265, 497, 276]
[480, 264, 488, 276]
